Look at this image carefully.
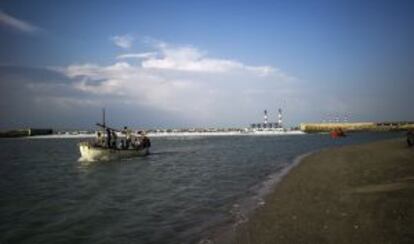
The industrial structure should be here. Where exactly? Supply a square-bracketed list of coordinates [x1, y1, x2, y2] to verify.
[250, 108, 284, 129]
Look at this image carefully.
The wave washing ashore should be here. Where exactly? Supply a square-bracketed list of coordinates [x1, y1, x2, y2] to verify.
[233, 138, 414, 244]
[0, 132, 405, 244]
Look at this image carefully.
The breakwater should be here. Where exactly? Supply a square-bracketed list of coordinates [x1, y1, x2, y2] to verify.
[300, 121, 414, 133]
[0, 128, 53, 137]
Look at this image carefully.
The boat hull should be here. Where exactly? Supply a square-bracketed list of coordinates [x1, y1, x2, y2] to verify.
[79, 143, 149, 161]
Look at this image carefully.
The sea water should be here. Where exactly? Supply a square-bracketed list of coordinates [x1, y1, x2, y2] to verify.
[0, 132, 403, 244]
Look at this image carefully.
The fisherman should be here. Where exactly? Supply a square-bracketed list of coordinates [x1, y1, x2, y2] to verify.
[137, 130, 143, 146]
[96, 131, 104, 147]
[139, 131, 151, 148]
[122, 126, 132, 149]
[106, 128, 112, 148]
[132, 137, 140, 149]
[111, 131, 118, 149]
[145, 136, 151, 148]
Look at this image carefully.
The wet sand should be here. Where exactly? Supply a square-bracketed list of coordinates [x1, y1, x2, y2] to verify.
[234, 138, 414, 244]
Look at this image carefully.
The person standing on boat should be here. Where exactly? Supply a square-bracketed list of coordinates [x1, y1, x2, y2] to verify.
[126, 128, 132, 148]
[123, 126, 132, 149]
[96, 131, 104, 147]
[138, 131, 151, 148]
[111, 131, 118, 149]
[106, 128, 112, 148]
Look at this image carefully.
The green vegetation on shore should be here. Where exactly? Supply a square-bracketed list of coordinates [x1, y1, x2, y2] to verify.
[234, 139, 414, 244]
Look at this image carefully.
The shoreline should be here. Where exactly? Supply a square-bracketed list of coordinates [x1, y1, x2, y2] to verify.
[206, 151, 317, 244]
[232, 138, 414, 244]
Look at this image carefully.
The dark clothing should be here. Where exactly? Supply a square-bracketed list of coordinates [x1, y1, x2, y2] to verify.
[106, 128, 111, 148]
[142, 136, 151, 148]
[111, 131, 117, 149]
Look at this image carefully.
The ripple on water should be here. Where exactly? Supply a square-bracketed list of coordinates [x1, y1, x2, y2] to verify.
[0, 132, 403, 244]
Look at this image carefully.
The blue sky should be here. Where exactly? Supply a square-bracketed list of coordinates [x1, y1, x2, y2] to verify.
[0, 0, 413, 129]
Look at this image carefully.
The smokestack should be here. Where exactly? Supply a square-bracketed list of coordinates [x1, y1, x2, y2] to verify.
[264, 110, 268, 125]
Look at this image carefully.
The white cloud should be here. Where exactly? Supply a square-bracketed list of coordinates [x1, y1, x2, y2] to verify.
[65, 61, 211, 117]
[111, 34, 134, 49]
[141, 45, 278, 77]
[0, 10, 41, 33]
[62, 40, 296, 122]
[116, 52, 157, 60]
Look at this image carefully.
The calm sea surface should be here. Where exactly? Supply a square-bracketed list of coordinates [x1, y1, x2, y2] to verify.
[0, 132, 403, 244]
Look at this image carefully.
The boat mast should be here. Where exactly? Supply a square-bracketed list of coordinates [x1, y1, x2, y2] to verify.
[102, 108, 106, 128]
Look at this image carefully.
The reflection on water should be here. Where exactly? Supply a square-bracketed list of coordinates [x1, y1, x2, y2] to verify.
[0, 132, 403, 244]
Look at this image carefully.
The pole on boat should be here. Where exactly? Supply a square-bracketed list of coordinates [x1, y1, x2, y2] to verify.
[102, 108, 106, 128]
[96, 108, 120, 132]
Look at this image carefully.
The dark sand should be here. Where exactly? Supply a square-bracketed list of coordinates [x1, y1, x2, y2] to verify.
[234, 138, 414, 244]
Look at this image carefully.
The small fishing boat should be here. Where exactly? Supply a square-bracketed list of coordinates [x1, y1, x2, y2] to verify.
[78, 109, 151, 161]
[79, 141, 149, 161]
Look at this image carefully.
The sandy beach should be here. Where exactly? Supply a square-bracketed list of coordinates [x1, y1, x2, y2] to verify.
[234, 138, 414, 244]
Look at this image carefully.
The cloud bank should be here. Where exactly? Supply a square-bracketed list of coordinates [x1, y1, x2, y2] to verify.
[1, 36, 412, 129]
[0, 36, 297, 128]
[61, 40, 296, 126]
